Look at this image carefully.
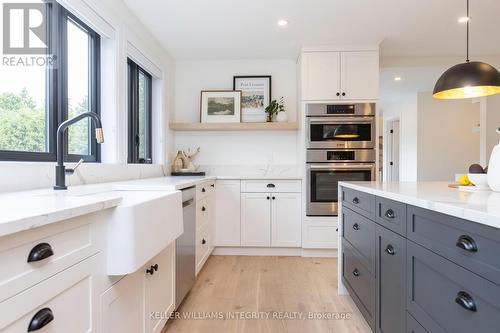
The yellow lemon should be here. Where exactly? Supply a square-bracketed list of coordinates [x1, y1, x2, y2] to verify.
[459, 175, 471, 186]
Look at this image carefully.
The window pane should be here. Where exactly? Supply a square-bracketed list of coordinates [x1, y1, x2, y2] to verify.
[138, 71, 147, 160]
[0, 67, 48, 152]
[67, 18, 90, 155]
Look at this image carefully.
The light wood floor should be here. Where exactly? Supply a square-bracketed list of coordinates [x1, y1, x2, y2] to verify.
[163, 256, 371, 333]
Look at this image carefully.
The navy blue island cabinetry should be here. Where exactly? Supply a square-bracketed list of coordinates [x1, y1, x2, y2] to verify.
[339, 184, 500, 333]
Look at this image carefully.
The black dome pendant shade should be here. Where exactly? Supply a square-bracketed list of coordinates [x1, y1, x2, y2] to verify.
[433, 0, 500, 99]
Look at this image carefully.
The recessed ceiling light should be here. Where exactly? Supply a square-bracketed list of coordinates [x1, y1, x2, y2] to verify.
[394, 77, 402, 81]
[458, 16, 470, 23]
[277, 19, 288, 27]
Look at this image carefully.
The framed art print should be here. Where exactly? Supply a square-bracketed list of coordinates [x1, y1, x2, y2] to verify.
[233, 76, 271, 122]
[200, 90, 241, 123]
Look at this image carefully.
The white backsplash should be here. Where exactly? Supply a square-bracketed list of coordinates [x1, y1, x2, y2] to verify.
[0, 162, 168, 193]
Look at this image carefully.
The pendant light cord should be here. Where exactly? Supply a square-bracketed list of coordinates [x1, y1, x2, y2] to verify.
[466, 0, 470, 62]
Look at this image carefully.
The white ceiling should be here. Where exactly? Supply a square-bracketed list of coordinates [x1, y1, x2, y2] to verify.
[124, 0, 500, 60]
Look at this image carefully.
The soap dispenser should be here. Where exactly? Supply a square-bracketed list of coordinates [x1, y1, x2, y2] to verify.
[488, 128, 500, 192]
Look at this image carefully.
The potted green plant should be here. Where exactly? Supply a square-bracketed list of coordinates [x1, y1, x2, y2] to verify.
[264, 97, 285, 122]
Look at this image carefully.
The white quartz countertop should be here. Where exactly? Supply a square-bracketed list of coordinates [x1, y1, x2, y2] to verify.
[339, 181, 500, 229]
[0, 169, 302, 238]
[0, 188, 122, 237]
[0, 175, 216, 238]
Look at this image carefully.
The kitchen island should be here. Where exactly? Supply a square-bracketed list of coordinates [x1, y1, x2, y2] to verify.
[338, 181, 500, 333]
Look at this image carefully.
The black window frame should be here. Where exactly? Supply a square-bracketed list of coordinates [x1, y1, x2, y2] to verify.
[127, 58, 153, 164]
[0, 2, 101, 162]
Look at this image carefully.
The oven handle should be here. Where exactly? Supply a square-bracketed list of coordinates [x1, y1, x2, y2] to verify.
[308, 164, 375, 170]
[308, 117, 374, 124]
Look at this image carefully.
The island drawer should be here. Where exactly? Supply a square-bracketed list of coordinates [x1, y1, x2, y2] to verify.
[406, 312, 428, 333]
[376, 196, 407, 236]
[407, 241, 500, 333]
[343, 240, 375, 330]
[341, 187, 375, 220]
[0, 218, 97, 302]
[240, 180, 301, 193]
[407, 205, 500, 286]
[342, 207, 375, 273]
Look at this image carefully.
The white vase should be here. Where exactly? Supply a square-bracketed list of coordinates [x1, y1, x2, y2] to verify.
[488, 142, 500, 192]
[276, 112, 288, 123]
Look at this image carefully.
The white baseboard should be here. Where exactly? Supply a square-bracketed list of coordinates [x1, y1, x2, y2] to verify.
[301, 248, 338, 257]
[212, 247, 338, 258]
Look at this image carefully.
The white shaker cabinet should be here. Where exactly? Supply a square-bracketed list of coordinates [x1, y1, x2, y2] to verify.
[145, 243, 175, 333]
[215, 180, 241, 246]
[100, 243, 175, 333]
[302, 51, 341, 101]
[241, 193, 272, 247]
[302, 49, 379, 101]
[340, 51, 379, 100]
[271, 193, 302, 247]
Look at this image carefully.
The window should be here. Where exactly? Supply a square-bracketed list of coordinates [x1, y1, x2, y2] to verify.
[0, 2, 100, 162]
[127, 59, 152, 164]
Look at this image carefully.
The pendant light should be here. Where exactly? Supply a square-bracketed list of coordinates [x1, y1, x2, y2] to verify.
[433, 0, 500, 99]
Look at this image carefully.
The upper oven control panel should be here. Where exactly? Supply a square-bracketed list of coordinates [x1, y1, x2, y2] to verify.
[306, 103, 375, 117]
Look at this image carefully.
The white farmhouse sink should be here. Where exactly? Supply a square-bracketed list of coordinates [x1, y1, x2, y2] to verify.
[107, 190, 183, 275]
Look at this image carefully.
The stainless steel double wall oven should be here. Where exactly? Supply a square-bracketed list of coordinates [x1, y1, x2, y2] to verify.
[306, 103, 376, 216]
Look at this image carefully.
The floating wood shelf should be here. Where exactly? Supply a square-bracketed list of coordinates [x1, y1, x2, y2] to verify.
[169, 122, 299, 131]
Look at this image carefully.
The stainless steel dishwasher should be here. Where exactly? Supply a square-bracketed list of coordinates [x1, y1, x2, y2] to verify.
[175, 186, 196, 308]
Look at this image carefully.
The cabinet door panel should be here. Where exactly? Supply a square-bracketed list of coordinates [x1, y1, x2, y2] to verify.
[100, 270, 145, 333]
[302, 52, 341, 101]
[215, 180, 241, 246]
[271, 193, 301, 247]
[241, 193, 271, 247]
[376, 225, 406, 333]
[145, 244, 175, 333]
[341, 51, 379, 100]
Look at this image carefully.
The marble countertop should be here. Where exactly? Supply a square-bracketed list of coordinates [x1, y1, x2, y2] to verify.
[339, 181, 500, 229]
[0, 175, 215, 238]
[0, 169, 303, 238]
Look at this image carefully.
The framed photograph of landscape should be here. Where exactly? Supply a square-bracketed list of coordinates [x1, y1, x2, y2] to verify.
[233, 76, 271, 122]
[200, 90, 242, 123]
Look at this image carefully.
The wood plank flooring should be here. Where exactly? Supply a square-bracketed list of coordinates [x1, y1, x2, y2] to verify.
[163, 256, 371, 333]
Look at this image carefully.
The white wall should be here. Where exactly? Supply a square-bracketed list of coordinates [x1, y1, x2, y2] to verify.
[486, 94, 500, 164]
[379, 93, 418, 181]
[0, 0, 175, 192]
[417, 92, 480, 181]
[173, 59, 299, 166]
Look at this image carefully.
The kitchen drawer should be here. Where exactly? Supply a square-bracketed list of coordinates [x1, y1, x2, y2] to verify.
[0, 255, 96, 332]
[343, 241, 375, 330]
[240, 180, 301, 193]
[407, 241, 500, 333]
[196, 196, 211, 229]
[0, 219, 96, 302]
[407, 205, 500, 286]
[341, 187, 375, 220]
[376, 196, 407, 236]
[196, 180, 215, 200]
[406, 312, 428, 333]
[196, 223, 211, 275]
[342, 207, 375, 273]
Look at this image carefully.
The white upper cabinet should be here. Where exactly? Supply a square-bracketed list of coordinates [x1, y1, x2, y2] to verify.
[301, 49, 379, 101]
[341, 51, 379, 100]
[302, 52, 341, 101]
